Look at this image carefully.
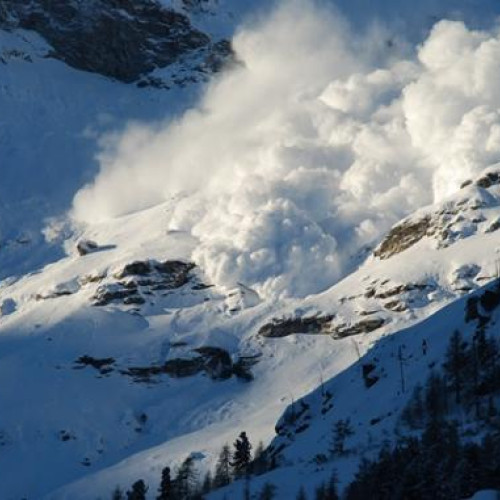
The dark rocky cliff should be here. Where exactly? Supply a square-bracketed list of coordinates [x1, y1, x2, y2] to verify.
[0, 0, 229, 82]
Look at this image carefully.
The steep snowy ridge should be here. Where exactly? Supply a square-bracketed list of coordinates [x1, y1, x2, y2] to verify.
[277, 279, 500, 463]
[256, 165, 500, 347]
[375, 166, 500, 260]
[209, 278, 500, 499]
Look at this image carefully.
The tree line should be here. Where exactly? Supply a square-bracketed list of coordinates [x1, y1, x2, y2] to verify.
[112, 431, 280, 499]
[111, 326, 500, 499]
[345, 327, 500, 500]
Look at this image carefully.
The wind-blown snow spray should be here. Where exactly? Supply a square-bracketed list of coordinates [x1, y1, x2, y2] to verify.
[73, 0, 500, 298]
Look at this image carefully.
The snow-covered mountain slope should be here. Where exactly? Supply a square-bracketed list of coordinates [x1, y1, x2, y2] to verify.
[0, 162, 498, 499]
[2, 1, 500, 499]
[0, 0, 235, 280]
[1, 0, 500, 282]
[207, 277, 500, 499]
[0, 197, 358, 499]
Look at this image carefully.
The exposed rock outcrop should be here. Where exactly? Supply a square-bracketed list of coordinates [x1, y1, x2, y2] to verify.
[374, 217, 430, 260]
[114, 259, 195, 284]
[258, 315, 335, 338]
[332, 317, 386, 338]
[122, 347, 260, 382]
[93, 259, 195, 306]
[259, 313, 386, 340]
[473, 170, 500, 189]
[0, 0, 230, 82]
[74, 355, 115, 374]
[375, 167, 500, 260]
[193, 347, 233, 380]
[93, 283, 145, 306]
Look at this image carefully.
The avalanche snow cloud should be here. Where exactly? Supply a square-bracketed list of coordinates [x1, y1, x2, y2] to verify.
[73, 0, 500, 298]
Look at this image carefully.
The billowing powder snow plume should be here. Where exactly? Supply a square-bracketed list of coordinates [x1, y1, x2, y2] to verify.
[72, 0, 500, 298]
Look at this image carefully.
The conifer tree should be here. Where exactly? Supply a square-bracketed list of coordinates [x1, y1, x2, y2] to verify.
[213, 444, 232, 488]
[315, 483, 326, 500]
[343, 421, 500, 500]
[157, 466, 172, 500]
[401, 383, 425, 428]
[477, 333, 500, 394]
[232, 431, 252, 477]
[126, 480, 148, 500]
[443, 330, 469, 405]
[456, 443, 482, 498]
[425, 371, 447, 420]
[480, 432, 500, 486]
[111, 486, 124, 500]
[324, 470, 340, 500]
[331, 419, 354, 455]
[173, 456, 197, 500]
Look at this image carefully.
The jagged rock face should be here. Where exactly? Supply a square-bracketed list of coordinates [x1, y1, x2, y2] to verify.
[258, 315, 335, 338]
[0, 0, 211, 82]
[462, 170, 500, 190]
[93, 259, 196, 306]
[258, 313, 386, 339]
[332, 317, 386, 338]
[374, 167, 500, 260]
[122, 347, 260, 382]
[373, 217, 430, 260]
